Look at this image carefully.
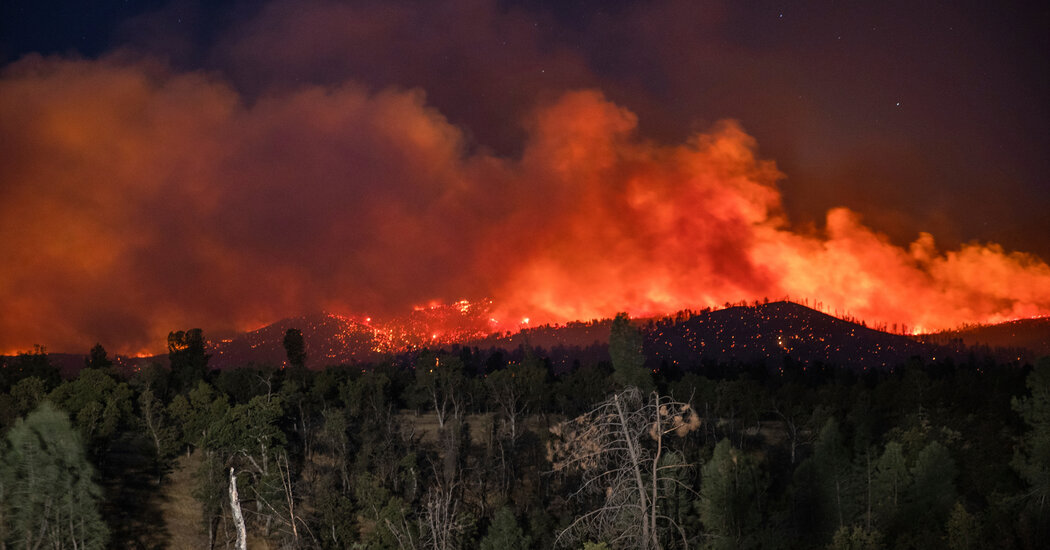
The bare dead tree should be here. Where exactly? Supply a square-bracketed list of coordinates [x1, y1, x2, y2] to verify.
[419, 481, 467, 550]
[485, 358, 545, 443]
[548, 387, 701, 549]
[384, 512, 420, 550]
[770, 401, 820, 465]
[417, 354, 465, 430]
[229, 468, 247, 550]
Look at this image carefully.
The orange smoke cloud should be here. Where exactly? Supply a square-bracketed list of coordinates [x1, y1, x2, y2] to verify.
[1, 55, 1048, 354]
[491, 92, 1050, 330]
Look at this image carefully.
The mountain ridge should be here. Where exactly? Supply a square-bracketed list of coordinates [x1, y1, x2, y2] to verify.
[7, 301, 1047, 374]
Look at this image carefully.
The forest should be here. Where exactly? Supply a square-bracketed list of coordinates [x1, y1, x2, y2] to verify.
[0, 314, 1046, 550]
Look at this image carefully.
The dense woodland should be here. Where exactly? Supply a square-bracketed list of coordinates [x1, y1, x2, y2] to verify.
[0, 314, 1047, 549]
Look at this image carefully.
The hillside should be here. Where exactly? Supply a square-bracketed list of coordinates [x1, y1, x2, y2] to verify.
[18, 302, 1044, 375]
[195, 301, 1029, 372]
[209, 313, 382, 368]
[644, 301, 945, 370]
[926, 317, 1050, 358]
[208, 300, 498, 369]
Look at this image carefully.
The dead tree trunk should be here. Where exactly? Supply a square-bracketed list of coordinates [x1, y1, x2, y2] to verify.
[229, 468, 247, 550]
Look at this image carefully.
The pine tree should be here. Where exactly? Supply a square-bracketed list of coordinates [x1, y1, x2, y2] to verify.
[1011, 357, 1050, 512]
[872, 441, 910, 531]
[826, 525, 882, 550]
[808, 419, 860, 537]
[168, 328, 210, 393]
[609, 313, 653, 392]
[906, 440, 957, 526]
[945, 502, 980, 550]
[699, 438, 764, 549]
[0, 402, 109, 549]
[480, 506, 530, 550]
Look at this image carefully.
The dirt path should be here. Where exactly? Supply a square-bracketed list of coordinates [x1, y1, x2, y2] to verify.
[160, 453, 211, 549]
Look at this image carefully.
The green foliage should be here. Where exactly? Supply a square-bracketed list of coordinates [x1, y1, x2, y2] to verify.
[480, 506, 531, 550]
[486, 355, 546, 440]
[826, 526, 881, 550]
[797, 418, 861, 538]
[527, 505, 559, 550]
[168, 328, 210, 393]
[343, 369, 392, 419]
[872, 441, 910, 529]
[0, 345, 60, 393]
[187, 391, 290, 542]
[130, 362, 172, 405]
[0, 326, 1044, 548]
[0, 402, 108, 549]
[207, 394, 286, 454]
[214, 365, 277, 404]
[945, 502, 981, 550]
[699, 438, 764, 549]
[169, 381, 230, 450]
[48, 367, 134, 454]
[905, 440, 957, 528]
[313, 486, 356, 548]
[138, 385, 179, 464]
[1011, 357, 1050, 512]
[555, 361, 614, 415]
[409, 352, 466, 427]
[713, 377, 764, 437]
[354, 474, 416, 550]
[0, 378, 57, 481]
[609, 312, 654, 392]
[8, 376, 47, 417]
[191, 451, 227, 534]
[85, 343, 113, 370]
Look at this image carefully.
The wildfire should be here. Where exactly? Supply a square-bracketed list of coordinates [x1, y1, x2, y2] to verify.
[0, 58, 1048, 354]
[486, 92, 1050, 336]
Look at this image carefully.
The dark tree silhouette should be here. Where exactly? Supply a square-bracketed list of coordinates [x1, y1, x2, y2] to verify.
[0, 345, 59, 392]
[283, 328, 307, 370]
[85, 343, 113, 370]
[168, 329, 209, 393]
[609, 313, 653, 393]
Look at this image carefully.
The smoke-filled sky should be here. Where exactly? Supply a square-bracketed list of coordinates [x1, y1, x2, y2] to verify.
[2, 0, 1049, 354]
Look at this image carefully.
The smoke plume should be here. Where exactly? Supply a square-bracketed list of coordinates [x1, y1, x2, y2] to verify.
[1, 52, 1047, 353]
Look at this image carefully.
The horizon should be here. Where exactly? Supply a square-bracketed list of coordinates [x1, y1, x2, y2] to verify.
[7, 298, 1048, 358]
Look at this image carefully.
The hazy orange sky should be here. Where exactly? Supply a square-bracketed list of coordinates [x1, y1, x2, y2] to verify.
[1, 0, 1048, 354]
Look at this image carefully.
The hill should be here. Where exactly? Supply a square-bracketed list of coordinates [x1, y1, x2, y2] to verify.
[925, 317, 1050, 359]
[208, 300, 498, 369]
[197, 301, 1027, 372]
[209, 313, 381, 368]
[643, 301, 946, 371]
[472, 301, 954, 372]
[15, 301, 1044, 374]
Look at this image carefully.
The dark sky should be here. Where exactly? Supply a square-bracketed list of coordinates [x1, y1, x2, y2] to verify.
[2, 0, 1049, 352]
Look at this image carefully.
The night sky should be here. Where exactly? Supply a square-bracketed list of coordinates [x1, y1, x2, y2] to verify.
[2, 0, 1049, 354]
